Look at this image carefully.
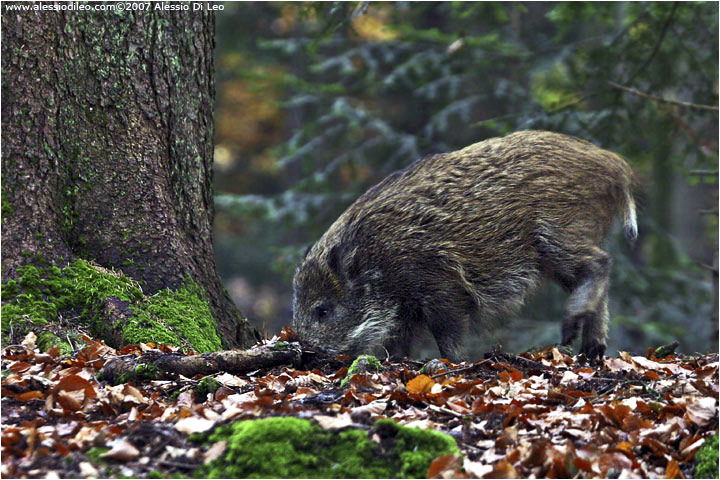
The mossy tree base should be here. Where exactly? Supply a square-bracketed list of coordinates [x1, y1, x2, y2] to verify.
[2, 260, 222, 354]
[1, 8, 257, 350]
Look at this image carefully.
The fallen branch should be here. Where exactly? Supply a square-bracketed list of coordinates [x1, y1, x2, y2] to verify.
[608, 81, 719, 112]
[98, 342, 304, 385]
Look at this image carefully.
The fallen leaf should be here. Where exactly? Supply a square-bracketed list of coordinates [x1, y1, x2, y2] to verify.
[598, 451, 633, 475]
[79, 462, 99, 478]
[214, 373, 248, 387]
[560, 370, 579, 384]
[314, 413, 354, 430]
[68, 426, 101, 449]
[463, 459, 493, 478]
[203, 441, 227, 464]
[407, 374, 436, 394]
[351, 400, 388, 418]
[100, 440, 139, 462]
[16, 390, 45, 401]
[428, 454, 465, 478]
[175, 416, 216, 434]
[605, 357, 634, 372]
[22, 332, 37, 351]
[57, 390, 84, 412]
[684, 397, 717, 427]
[664, 459, 684, 479]
[54, 374, 93, 393]
[484, 459, 518, 478]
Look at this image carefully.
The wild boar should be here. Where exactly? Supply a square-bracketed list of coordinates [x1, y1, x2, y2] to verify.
[292, 130, 637, 362]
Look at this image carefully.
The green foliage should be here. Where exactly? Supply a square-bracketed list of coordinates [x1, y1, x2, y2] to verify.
[194, 376, 221, 400]
[341, 354, 383, 388]
[695, 434, 719, 479]
[215, 2, 718, 355]
[1, 260, 221, 353]
[85, 447, 109, 464]
[194, 417, 459, 478]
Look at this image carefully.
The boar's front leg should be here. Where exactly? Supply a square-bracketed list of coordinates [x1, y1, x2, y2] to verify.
[560, 247, 611, 358]
[427, 311, 469, 363]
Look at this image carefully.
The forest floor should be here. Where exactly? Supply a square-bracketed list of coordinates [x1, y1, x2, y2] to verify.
[1, 330, 718, 479]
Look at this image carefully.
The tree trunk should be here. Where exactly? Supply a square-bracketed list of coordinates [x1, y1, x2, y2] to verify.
[2, 7, 257, 350]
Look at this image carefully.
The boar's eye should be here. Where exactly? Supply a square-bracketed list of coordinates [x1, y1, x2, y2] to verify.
[314, 304, 331, 320]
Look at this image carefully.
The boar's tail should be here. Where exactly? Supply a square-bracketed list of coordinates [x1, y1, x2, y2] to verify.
[622, 186, 638, 243]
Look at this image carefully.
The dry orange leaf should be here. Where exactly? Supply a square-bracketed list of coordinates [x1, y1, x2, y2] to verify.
[57, 389, 86, 412]
[54, 374, 92, 393]
[406, 374, 436, 394]
[573, 457, 592, 472]
[16, 390, 45, 402]
[615, 440, 635, 457]
[485, 459, 519, 478]
[428, 454, 465, 479]
[665, 459, 684, 479]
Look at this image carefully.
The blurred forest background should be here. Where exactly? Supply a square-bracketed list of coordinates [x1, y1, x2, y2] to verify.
[211, 2, 718, 359]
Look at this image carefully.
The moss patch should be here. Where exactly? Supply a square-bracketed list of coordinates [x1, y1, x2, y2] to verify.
[194, 376, 221, 401]
[113, 363, 161, 384]
[341, 354, 383, 388]
[124, 281, 222, 352]
[36, 331, 75, 356]
[1, 185, 14, 220]
[695, 434, 718, 479]
[195, 417, 459, 479]
[1, 260, 221, 352]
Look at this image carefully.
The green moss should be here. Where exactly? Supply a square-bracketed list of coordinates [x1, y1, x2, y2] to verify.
[195, 376, 221, 400]
[695, 434, 718, 479]
[36, 331, 75, 355]
[273, 341, 289, 351]
[134, 363, 159, 381]
[194, 417, 459, 479]
[1, 261, 143, 339]
[341, 355, 383, 388]
[124, 281, 222, 353]
[116, 365, 156, 384]
[1, 280, 19, 300]
[1, 260, 221, 353]
[148, 471, 185, 479]
[1, 186, 14, 220]
[86, 447, 109, 464]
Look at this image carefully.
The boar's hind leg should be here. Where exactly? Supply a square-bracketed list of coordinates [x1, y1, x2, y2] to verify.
[541, 237, 611, 358]
[559, 247, 611, 358]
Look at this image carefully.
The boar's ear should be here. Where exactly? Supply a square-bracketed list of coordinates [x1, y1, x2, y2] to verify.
[327, 244, 342, 275]
[344, 247, 363, 281]
[327, 244, 361, 282]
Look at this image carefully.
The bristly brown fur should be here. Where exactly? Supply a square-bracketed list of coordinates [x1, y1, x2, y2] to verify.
[292, 130, 637, 362]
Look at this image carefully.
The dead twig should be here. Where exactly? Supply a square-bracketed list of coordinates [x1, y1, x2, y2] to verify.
[429, 359, 492, 379]
[628, 2, 679, 81]
[608, 81, 719, 112]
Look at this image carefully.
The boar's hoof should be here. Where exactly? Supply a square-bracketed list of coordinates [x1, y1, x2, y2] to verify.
[580, 339, 606, 359]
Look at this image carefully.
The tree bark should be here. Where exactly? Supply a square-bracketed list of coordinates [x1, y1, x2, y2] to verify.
[2, 7, 257, 348]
